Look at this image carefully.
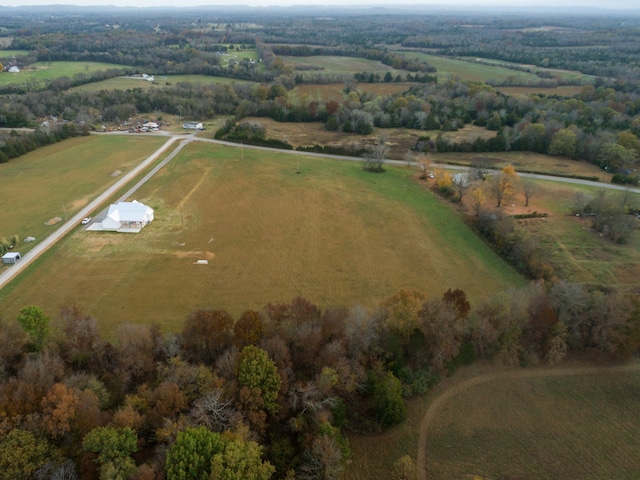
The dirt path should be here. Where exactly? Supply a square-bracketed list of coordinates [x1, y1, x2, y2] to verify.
[416, 361, 640, 480]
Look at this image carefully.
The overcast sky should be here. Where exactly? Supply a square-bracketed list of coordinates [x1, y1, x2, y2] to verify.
[0, 0, 638, 9]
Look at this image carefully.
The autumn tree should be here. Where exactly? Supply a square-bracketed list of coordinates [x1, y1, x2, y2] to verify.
[41, 383, 80, 440]
[17, 305, 50, 352]
[234, 310, 264, 349]
[491, 164, 518, 207]
[56, 305, 102, 370]
[548, 127, 578, 158]
[470, 183, 488, 217]
[182, 309, 234, 365]
[115, 324, 156, 388]
[210, 438, 275, 480]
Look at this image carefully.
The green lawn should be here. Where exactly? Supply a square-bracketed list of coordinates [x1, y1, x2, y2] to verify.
[0, 134, 168, 254]
[0, 142, 524, 335]
[281, 55, 406, 77]
[73, 74, 256, 92]
[0, 61, 131, 88]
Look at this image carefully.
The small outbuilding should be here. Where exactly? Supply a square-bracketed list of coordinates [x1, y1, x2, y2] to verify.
[183, 122, 204, 130]
[2, 252, 21, 264]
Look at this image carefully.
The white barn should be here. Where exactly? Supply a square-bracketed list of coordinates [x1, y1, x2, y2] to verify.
[88, 201, 154, 233]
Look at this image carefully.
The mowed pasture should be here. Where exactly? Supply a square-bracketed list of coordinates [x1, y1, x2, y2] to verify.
[291, 82, 412, 104]
[0, 142, 524, 335]
[346, 363, 640, 480]
[281, 55, 406, 77]
[73, 74, 256, 92]
[0, 134, 169, 254]
[423, 367, 640, 479]
[0, 61, 131, 87]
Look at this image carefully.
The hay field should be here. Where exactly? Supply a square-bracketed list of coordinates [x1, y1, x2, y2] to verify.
[73, 74, 256, 92]
[0, 134, 168, 253]
[346, 362, 640, 480]
[291, 83, 412, 103]
[423, 368, 640, 479]
[281, 55, 405, 76]
[0, 142, 524, 334]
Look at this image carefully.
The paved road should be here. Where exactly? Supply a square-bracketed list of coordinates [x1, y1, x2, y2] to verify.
[1, 131, 638, 291]
[0, 135, 183, 291]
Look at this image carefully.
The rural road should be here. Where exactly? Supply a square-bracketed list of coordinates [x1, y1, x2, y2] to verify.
[1, 131, 639, 292]
[416, 361, 640, 480]
[0, 134, 184, 291]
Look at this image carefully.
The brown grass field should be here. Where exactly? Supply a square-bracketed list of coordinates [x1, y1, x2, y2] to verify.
[0, 134, 168, 253]
[240, 117, 496, 159]
[346, 361, 640, 480]
[281, 55, 405, 77]
[0, 142, 524, 335]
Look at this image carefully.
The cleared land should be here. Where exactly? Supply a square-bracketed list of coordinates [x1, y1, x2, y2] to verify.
[240, 117, 495, 159]
[423, 365, 640, 479]
[0, 61, 132, 87]
[0, 135, 169, 254]
[74, 74, 256, 92]
[0, 142, 524, 334]
[345, 361, 640, 480]
[281, 55, 405, 77]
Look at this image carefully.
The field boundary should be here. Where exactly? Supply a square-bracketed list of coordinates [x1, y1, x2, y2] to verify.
[417, 361, 640, 480]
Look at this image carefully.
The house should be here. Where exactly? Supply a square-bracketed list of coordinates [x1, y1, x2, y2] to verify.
[183, 122, 204, 130]
[8, 66, 20, 73]
[2, 252, 21, 264]
[87, 201, 154, 233]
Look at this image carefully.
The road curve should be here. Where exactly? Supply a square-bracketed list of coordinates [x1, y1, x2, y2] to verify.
[0, 135, 183, 291]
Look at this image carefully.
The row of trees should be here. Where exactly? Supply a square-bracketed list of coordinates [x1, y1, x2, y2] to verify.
[1, 280, 639, 479]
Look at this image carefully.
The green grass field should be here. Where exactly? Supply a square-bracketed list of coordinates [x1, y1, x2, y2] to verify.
[281, 55, 405, 77]
[346, 362, 640, 480]
[73, 74, 256, 92]
[0, 49, 31, 57]
[0, 142, 524, 334]
[0, 134, 168, 253]
[0, 61, 131, 88]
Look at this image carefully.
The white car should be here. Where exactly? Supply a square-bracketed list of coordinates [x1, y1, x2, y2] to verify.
[81, 217, 92, 225]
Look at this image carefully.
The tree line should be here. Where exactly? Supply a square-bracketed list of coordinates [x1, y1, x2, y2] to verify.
[1, 280, 639, 480]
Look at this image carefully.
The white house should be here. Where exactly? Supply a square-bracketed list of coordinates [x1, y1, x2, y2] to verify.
[87, 201, 154, 233]
[2, 252, 21, 264]
[8, 66, 20, 73]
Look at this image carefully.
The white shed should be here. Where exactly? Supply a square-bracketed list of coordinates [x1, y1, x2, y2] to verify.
[2, 252, 21, 264]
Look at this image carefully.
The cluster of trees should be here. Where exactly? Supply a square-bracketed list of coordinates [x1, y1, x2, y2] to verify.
[1, 281, 639, 479]
[0, 123, 90, 164]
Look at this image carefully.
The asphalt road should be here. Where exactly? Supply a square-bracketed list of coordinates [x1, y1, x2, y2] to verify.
[0, 135, 183, 291]
[1, 131, 638, 292]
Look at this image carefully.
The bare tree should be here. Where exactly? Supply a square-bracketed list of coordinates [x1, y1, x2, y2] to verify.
[190, 389, 240, 432]
[522, 176, 539, 207]
[364, 138, 389, 172]
[452, 171, 472, 202]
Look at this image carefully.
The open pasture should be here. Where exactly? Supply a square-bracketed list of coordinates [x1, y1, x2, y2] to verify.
[0, 142, 524, 334]
[0, 134, 168, 255]
[497, 85, 585, 97]
[346, 363, 640, 480]
[0, 49, 31, 57]
[73, 74, 256, 92]
[281, 55, 405, 77]
[0, 61, 131, 88]
[423, 367, 640, 479]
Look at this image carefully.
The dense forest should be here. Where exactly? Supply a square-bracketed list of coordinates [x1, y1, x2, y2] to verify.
[1, 282, 639, 480]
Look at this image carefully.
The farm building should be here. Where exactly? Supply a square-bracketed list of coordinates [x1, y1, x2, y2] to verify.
[87, 201, 154, 233]
[183, 122, 204, 130]
[2, 252, 21, 264]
